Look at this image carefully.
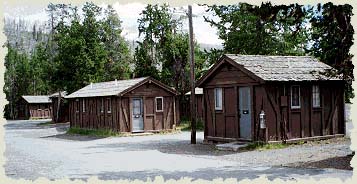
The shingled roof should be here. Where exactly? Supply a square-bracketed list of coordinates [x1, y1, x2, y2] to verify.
[198, 54, 343, 86]
[66, 77, 177, 98]
[224, 54, 342, 81]
[22, 96, 51, 104]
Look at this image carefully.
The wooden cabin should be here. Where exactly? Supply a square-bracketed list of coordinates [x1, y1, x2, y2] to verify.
[181, 88, 204, 122]
[50, 91, 69, 123]
[197, 54, 345, 143]
[65, 77, 179, 132]
[18, 96, 52, 119]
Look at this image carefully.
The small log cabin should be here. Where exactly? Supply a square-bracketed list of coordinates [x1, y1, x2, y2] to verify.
[197, 54, 345, 143]
[50, 91, 69, 123]
[18, 96, 52, 119]
[182, 88, 204, 122]
[65, 77, 179, 133]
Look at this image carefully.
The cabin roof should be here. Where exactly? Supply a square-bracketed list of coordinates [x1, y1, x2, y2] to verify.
[185, 88, 203, 95]
[22, 96, 52, 104]
[66, 77, 177, 98]
[225, 54, 342, 81]
[197, 54, 343, 87]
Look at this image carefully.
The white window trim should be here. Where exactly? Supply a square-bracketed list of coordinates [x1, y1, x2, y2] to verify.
[312, 85, 321, 108]
[155, 97, 164, 112]
[100, 98, 104, 113]
[291, 85, 301, 109]
[107, 98, 112, 113]
[76, 99, 79, 112]
[82, 99, 85, 112]
[214, 88, 223, 110]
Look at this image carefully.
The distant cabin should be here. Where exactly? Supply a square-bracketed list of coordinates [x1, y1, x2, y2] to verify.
[65, 77, 179, 133]
[18, 95, 52, 119]
[182, 88, 204, 122]
[50, 91, 69, 123]
[197, 54, 345, 143]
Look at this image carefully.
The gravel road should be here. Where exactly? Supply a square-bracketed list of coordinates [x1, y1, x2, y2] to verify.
[4, 120, 353, 181]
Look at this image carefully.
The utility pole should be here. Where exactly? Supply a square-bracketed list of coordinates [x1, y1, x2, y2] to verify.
[188, 5, 196, 144]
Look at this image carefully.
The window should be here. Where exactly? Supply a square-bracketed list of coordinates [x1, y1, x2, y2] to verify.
[100, 98, 104, 113]
[76, 99, 80, 112]
[107, 98, 111, 113]
[291, 85, 300, 109]
[133, 99, 142, 115]
[214, 88, 223, 110]
[82, 99, 86, 112]
[312, 85, 320, 107]
[156, 97, 163, 112]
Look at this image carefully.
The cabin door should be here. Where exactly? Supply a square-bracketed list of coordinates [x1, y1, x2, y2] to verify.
[239, 87, 251, 139]
[132, 98, 144, 132]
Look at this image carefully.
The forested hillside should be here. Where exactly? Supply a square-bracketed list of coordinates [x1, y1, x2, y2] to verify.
[3, 2, 354, 119]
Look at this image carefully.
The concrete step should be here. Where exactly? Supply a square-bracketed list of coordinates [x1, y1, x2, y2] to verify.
[216, 141, 249, 152]
[130, 132, 154, 136]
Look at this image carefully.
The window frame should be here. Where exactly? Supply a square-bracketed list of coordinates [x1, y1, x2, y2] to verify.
[76, 99, 80, 113]
[100, 98, 104, 113]
[290, 85, 301, 109]
[214, 88, 223, 110]
[107, 98, 112, 113]
[82, 99, 86, 112]
[312, 85, 321, 108]
[155, 97, 164, 112]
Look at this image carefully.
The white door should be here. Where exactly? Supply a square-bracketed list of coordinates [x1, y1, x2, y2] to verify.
[132, 98, 144, 132]
[239, 87, 251, 139]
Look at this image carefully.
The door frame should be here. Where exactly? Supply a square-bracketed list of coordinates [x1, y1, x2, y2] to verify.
[238, 86, 253, 140]
[131, 97, 144, 132]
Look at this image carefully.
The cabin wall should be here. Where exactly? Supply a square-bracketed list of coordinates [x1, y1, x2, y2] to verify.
[260, 81, 345, 141]
[124, 82, 176, 131]
[201, 61, 345, 142]
[203, 62, 259, 141]
[27, 103, 51, 119]
[69, 96, 123, 131]
[68, 82, 178, 132]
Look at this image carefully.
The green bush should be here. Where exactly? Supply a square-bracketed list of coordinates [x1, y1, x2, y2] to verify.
[243, 142, 288, 151]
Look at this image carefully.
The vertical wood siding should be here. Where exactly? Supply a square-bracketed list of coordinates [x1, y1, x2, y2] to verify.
[68, 82, 177, 132]
[201, 60, 345, 142]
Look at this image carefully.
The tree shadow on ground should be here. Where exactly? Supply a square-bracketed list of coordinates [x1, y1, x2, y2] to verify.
[41, 133, 107, 141]
[84, 139, 236, 156]
[285, 155, 353, 170]
[69, 166, 350, 182]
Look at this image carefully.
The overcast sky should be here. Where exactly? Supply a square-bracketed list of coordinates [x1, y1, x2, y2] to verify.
[4, 2, 223, 46]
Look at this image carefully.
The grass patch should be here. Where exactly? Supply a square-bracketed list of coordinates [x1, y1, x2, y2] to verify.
[177, 120, 204, 131]
[38, 121, 55, 126]
[157, 129, 181, 135]
[67, 127, 123, 137]
[242, 142, 289, 151]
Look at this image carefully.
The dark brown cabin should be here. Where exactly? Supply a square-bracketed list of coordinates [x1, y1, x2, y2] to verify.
[181, 88, 204, 122]
[65, 77, 179, 133]
[18, 96, 52, 119]
[197, 54, 345, 143]
[50, 91, 69, 123]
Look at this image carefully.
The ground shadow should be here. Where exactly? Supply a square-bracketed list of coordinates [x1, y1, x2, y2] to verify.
[285, 155, 353, 170]
[41, 133, 107, 141]
[84, 139, 236, 156]
[68, 166, 351, 182]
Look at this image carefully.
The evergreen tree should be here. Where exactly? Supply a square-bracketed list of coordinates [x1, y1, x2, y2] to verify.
[309, 3, 354, 102]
